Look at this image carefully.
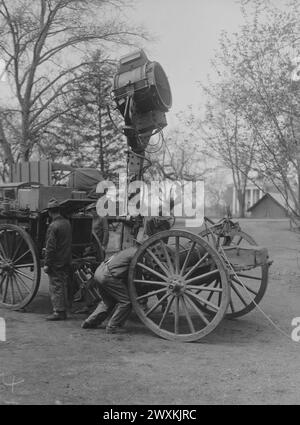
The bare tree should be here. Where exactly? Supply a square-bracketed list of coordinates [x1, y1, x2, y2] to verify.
[199, 88, 258, 217]
[38, 49, 126, 178]
[190, 0, 300, 216]
[0, 0, 146, 167]
[147, 115, 210, 183]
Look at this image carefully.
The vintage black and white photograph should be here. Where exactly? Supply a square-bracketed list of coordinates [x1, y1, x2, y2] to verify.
[0, 0, 300, 407]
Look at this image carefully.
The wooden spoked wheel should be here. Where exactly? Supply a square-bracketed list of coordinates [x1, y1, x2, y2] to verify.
[199, 229, 268, 319]
[0, 224, 40, 310]
[128, 230, 230, 342]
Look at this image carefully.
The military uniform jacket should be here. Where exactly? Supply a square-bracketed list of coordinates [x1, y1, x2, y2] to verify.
[45, 216, 72, 270]
[105, 247, 138, 280]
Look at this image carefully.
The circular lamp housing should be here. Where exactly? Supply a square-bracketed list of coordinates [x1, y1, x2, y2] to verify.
[113, 50, 172, 115]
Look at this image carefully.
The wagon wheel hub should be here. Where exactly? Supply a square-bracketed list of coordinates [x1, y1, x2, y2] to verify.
[168, 276, 186, 294]
[1, 262, 14, 272]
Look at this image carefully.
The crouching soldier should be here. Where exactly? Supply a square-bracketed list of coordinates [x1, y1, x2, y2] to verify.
[44, 198, 72, 321]
[81, 247, 137, 333]
[81, 217, 172, 333]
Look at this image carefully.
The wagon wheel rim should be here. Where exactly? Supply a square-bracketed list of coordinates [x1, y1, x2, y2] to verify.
[128, 230, 230, 342]
[199, 229, 268, 319]
[0, 224, 40, 310]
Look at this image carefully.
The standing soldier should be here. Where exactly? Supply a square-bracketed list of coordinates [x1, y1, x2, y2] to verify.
[44, 198, 72, 321]
[86, 203, 109, 251]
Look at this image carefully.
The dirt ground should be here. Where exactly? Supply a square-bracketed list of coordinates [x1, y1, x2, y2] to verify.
[1, 219, 300, 405]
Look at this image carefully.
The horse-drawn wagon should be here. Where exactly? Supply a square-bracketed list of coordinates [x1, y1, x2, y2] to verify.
[0, 49, 272, 342]
[0, 179, 104, 310]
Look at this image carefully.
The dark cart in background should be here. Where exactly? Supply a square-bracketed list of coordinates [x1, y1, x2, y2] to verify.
[0, 178, 104, 310]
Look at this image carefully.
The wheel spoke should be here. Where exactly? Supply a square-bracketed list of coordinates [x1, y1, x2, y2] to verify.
[14, 269, 34, 281]
[186, 289, 220, 312]
[14, 263, 35, 269]
[195, 279, 218, 294]
[231, 282, 248, 307]
[134, 279, 168, 287]
[180, 295, 195, 333]
[2, 275, 9, 302]
[13, 275, 26, 301]
[186, 284, 223, 292]
[199, 281, 219, 307]
[13, 249, 31, 265]
[229, 300, 235, 313]
[9, 276, 15, 305]
[185, 292, 210, 325]
[174, 296, 179, 334]
[14, 272, 31, 293]
[0, 240, 7, 260]
[145, 292, 169, 317]
[137, 263, 168, 281]
[231, 276, 258, 296]
[235, 273, 262, 281]
[185, 269, 219, 285]
[136, 287, 167, 301]
[183, 252, 209, 279]
[175, 236, 180, 274]
[160, 241, 175, 274]
[158, 295, 175, 328]
[145, 248, 170, 277]
[0, 273, 6, 291]
[180, 241, 196, 276]
[12, 236, 25, 261]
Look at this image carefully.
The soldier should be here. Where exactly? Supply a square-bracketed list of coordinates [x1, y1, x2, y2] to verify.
[44, 198, 72, 321]
[86, 203, 109, 250]
[81, 217, 172, 333]
[81, 246, 137, 333]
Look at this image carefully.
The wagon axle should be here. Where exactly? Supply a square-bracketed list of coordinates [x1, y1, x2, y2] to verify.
[1, 262, 14, 272]
[167, 277, 186, 295]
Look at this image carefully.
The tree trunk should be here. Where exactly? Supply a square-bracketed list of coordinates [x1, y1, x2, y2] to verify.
[20, 111, 31, 162]
[0, 122, 13, 162]
[237, 188, 246, 218]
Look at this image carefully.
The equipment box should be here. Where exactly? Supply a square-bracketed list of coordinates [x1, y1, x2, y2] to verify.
[18, 186, 72, 211]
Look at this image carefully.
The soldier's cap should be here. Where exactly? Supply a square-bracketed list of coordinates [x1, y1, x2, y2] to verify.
[47, 198, 60, 210]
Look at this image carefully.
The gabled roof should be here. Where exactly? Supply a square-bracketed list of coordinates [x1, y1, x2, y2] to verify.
[247, 193, 288, 212]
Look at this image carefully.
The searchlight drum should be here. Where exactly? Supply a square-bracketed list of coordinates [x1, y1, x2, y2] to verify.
[112, 50, 172, 135]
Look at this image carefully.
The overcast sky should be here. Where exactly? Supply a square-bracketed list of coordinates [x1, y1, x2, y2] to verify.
[125, 0, 244, 119]
[0, 0, 244, 117]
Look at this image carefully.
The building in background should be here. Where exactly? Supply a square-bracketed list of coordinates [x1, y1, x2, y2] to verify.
[232, 183, 263, 217]
[247, 193, 289, 218]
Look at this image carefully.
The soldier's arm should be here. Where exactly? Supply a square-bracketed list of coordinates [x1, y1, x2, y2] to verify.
[44, 225, 57, 268]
